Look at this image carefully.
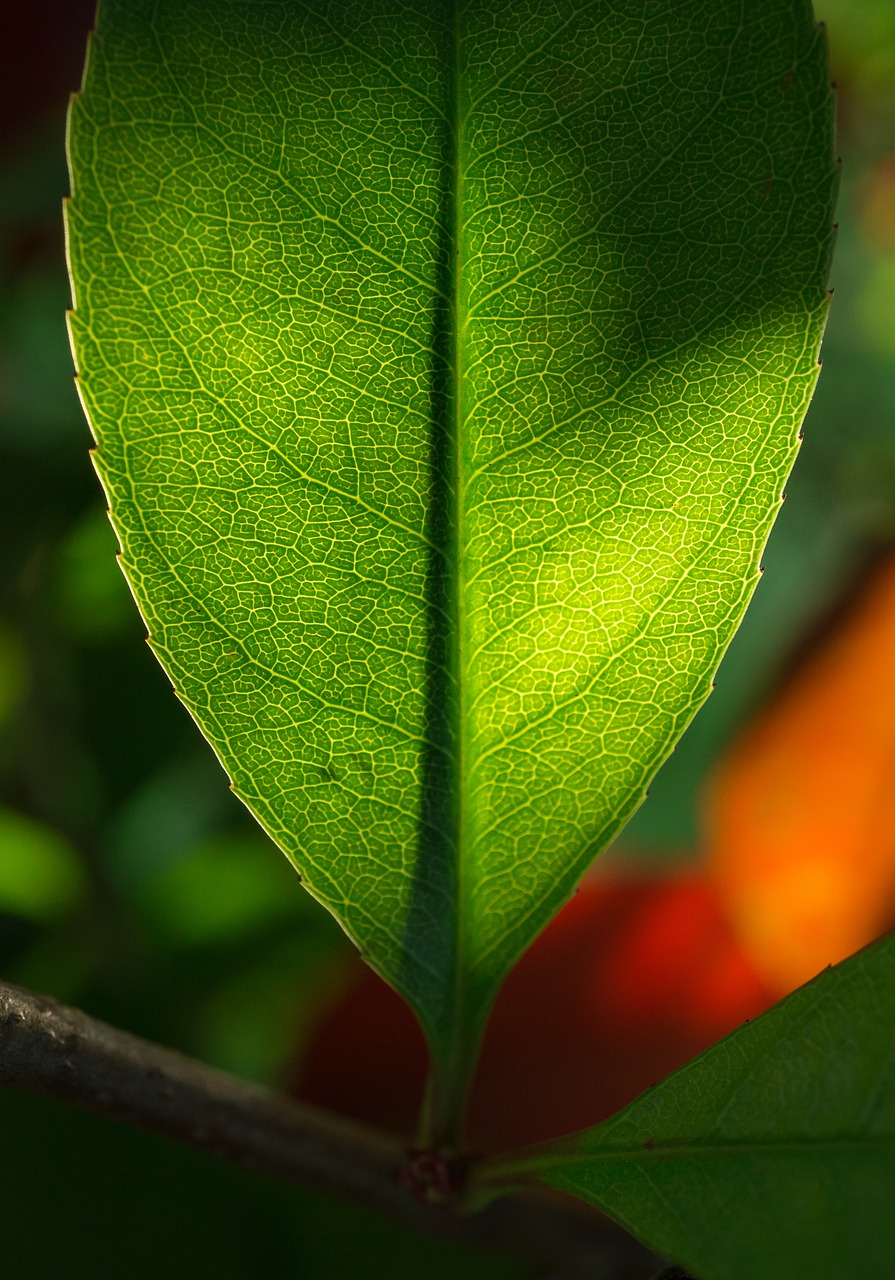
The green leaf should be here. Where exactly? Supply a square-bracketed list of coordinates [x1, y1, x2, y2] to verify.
[478, 930, 895, 1280]
[65, 0, 835, 1122]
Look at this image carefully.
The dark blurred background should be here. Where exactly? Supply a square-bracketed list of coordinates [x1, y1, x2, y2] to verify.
[0, 2, 893, 1276]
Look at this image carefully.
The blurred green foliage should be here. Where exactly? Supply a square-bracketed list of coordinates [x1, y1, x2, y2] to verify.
[0, 5, 893, 1277]
[0, 804, 83, 919]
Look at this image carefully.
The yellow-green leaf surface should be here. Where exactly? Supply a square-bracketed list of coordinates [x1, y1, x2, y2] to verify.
[482, 931, 895, 1280]
[66, 0, 835, 1092]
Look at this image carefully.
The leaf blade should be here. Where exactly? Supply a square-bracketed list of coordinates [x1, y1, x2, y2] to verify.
[66, 0, 836, 1076]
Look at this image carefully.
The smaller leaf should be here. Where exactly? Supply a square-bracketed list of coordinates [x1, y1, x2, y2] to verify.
[476, 930, 895, 1280]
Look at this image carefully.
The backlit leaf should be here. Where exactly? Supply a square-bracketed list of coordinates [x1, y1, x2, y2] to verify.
[66, 0, 835, 1104]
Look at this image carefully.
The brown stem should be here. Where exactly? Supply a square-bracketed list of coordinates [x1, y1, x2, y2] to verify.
[0, 979, 659, 1278]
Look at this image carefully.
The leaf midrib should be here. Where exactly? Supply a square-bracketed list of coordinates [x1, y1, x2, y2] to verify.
[482, 1133, 895, 1191]
[545, 1135, 895, 1165]
[442, 0, 473, 1111]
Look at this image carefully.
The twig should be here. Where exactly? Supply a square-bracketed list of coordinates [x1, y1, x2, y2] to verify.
[0, 979, 659, 1278]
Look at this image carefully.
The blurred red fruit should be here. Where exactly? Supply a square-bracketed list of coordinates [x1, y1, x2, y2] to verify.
[294, 874, 776, 1154]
